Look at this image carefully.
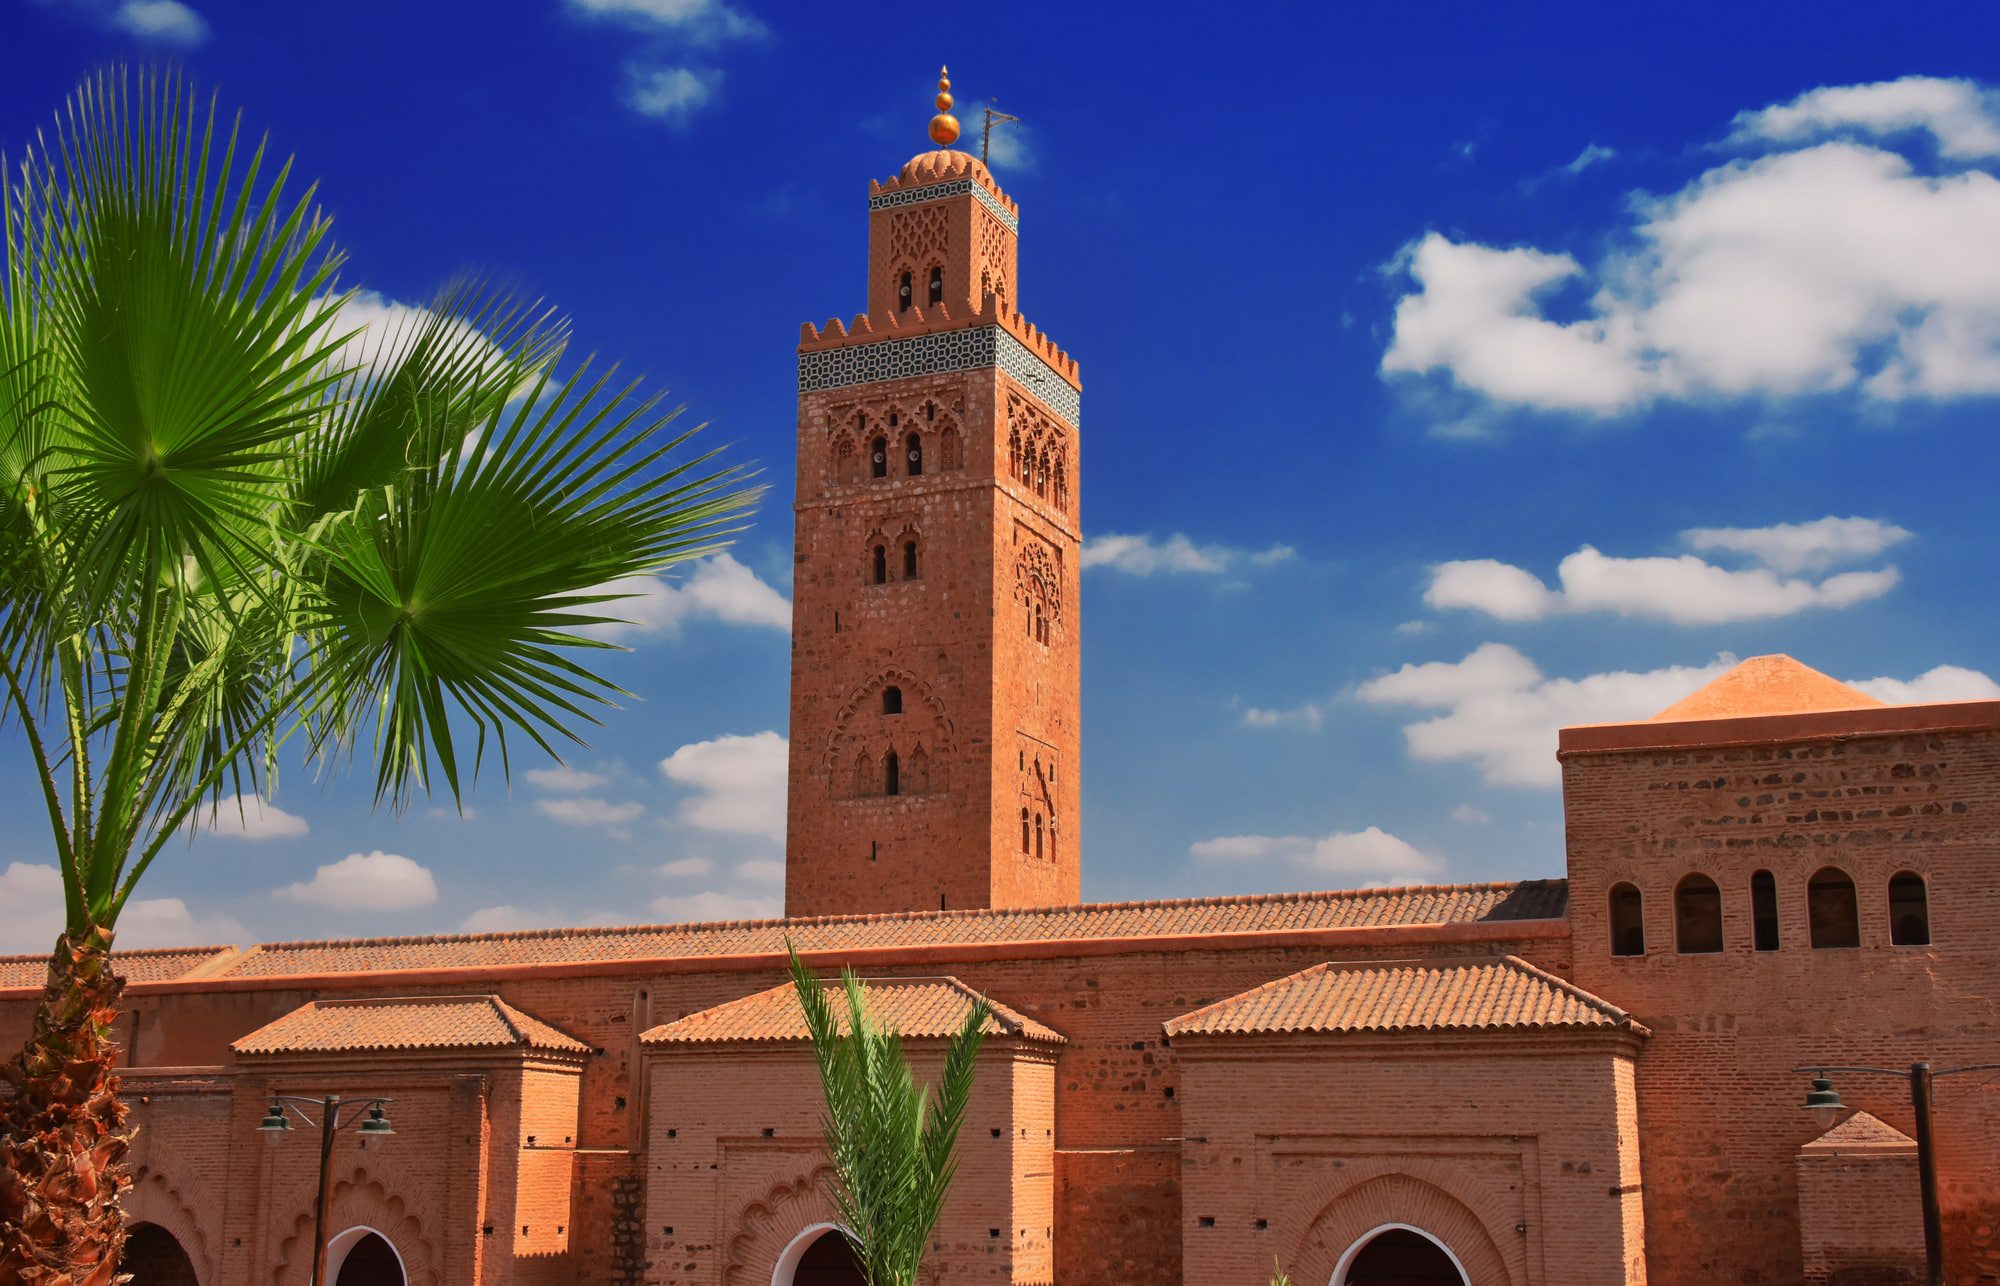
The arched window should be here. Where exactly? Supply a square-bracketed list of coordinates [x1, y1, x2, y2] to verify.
[903, 540, 919, 579]
[871, 544, 887, 584]
[897, 271, 912, 312]
[884, 751, 900, 797]
[1808, 867, 1861, 949]
[906, 745, 930, 794]
[1609, 882, 1644, 957]
[1007, 428, 1021, 482]
[1674, 873, 1723, 954]
[1751, 869, 1780, 951]
[882, 685, 902, 715]
[1054, 457, 1068, 511]
[928, 265, 944, 307]
[870, 435, 888, 479]
[1889, 871, 1931, 946]
[1034, 812, 1043, 859]
[1020, 808, 1030, 853]
[1033, 600, 1045, 643]
[905, 432, 923, 476]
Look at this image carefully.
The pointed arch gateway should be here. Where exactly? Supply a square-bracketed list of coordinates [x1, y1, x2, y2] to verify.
[1281, 1173, 1511, 1286]
[1333, 1223, 1469, 1285]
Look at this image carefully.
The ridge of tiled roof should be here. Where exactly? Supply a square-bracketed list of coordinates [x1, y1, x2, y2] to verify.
[0, 946, 238, 990]
[200, 880, 1567, 980]
[1803, 1109, 1917, 1150]
[1163, 954, 1645, 1039]
[641, 977, 1064, 1046]
[232, 994, 591, 1057]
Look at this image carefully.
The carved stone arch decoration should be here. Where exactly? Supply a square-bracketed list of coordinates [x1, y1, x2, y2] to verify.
[722, 1168, 841, 1286]
[824, 668, 954, 798]
[1283, 1173, 1514, 1286]
[125, 1165, 217, 1284]
[269, 1169, 438, 1286]
[829, 431, 858, 486]
[935, 413, 963, 472]
[1014, 541, 1064, 627]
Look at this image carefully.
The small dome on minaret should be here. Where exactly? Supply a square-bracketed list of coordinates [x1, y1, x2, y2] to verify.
[929, 65, 960, 146]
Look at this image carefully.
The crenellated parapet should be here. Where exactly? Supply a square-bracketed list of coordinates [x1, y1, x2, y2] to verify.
[798, 293, 1080, 390]
[869, 148, 1019, 226]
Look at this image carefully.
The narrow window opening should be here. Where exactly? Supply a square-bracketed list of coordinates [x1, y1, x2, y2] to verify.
[872, 545, 887, 584]
[882, 686, 903, 715]
[1889, 871, 1931, 946]
[926, 401, 936, 422]
[1020, 808, 1030, 853]
[903, 540, 919, 578]
[887, 411, 898, 427]
[1033, 813, 1044, 859]
[928, 266, 943, 307]
[898, 272, 912, 312]
[1675, 873, 1724, 954]
[833, 610, 841, 634]
[1609, 882, 1644, 957]
[884, 751, 900, 797]
[939, 893, 946, 911]
[1751, 870, 1780, 951]
[1809, 867, 1861, 948]
[870, 840, 878, 862]
[906, 432, 923, 476]
[870, 436, 888, 479]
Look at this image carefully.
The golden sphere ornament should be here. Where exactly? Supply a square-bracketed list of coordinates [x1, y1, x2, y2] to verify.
[928, 66, 960, 146]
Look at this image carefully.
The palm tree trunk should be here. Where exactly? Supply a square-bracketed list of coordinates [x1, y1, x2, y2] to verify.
[0, 927, 133, 1286]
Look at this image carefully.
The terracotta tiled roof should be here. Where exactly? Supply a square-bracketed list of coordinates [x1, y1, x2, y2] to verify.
[1802, 1109, 1917, 1152]
[1650, 654, 1883, 722]
[642, 977, 1064, 1046]
[232, 995, 591, 1057]
[200, 880, 1566, 980]
[0, 947, 237, 990]
[1163, 955, 1644, 1039]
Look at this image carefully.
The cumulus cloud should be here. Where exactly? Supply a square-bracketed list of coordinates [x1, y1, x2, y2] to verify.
[1451, 803, 1491, 825]
[648, 890, 781, 922]
[1425, 518, 1906, 625]
[459, 905, 549, 934]
[0, 863, 241, 952]
[1190, 826, 1444, 886]
[1383, 78, 2000, 415]
[182, 794, 310, 841]
[274, 851, 438, 910]
[536, 797, 645, 829]
[323, 289, 509, 386]
[525, 765, 611, 793]
[584, 554, 791, 640]
[1082, 533, 1295, 576]
[1358, 644, 2000, 788]
[734, 857, 785, 885]
[110, 0, 208, 45]
[624, 65, 723, 126]
[659, 731, 787, 840]
[657, 856, 717, 879]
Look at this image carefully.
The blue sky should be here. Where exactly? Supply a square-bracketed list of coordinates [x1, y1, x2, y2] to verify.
[5, 0, 2000, 950]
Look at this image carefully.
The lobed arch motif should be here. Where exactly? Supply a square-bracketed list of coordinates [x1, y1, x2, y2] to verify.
[973, 206, 1013, 312]
[823, 395, 965, 489]
[825, 668, 954, 799]
[1013, 540, 1064, 645]
[723, 1168, 842, 1286]
[1005, 393, 1070, 513]
[887, 206, 949, 282]
[124, 1165, 217, 1285]
[268, 1170, 437, 1286]
[1281, 1173, 1514, 1286]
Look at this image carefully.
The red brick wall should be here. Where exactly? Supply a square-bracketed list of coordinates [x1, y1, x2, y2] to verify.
[1797, 1147, 1925, 1284]
[1563, 723, 2000, 1284]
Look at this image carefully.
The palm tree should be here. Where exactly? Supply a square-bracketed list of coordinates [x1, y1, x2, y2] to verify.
[785, 946, 989, 1286]
[0, 70, 758, 1280]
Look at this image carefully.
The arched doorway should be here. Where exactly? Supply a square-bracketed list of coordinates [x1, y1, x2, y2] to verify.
[1336, 1224, 1468, 1286]
[773, 1224, 864, 1286]
[124, 1222, 200, 1285]
[326, 1227, 406, 1286]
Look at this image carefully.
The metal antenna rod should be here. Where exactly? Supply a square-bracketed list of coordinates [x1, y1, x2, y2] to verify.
[981, 103, 1021, 165]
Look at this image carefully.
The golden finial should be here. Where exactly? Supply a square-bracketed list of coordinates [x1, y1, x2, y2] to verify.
[929, 65, 960, 147]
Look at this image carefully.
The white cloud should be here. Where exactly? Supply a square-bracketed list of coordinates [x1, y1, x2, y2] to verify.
[1241, 702, 1326, 732]
[733, 857, 785, 885]
[625, 65, 723, 126]
[1562, 142, 1618, 175]
[1190, 826, 1443, 885]
[524, 764, 610, 793]
[459, 905, 549, 934]
[274, 851, 438, 910]
[1082, 533, 1295, 576]
[111, 0, 208, 46]
[566, 0, 764, 42]
[585, 554, 791, 640]
[1357, 645, 2000, 788]
[536, 797, 645, 829]
[1851, 665, 2000, 705]
[183, 794, 310, 841]
[1451, 803, 1491, 825]
[324, 289, 508, 386]
[1383, 79, 2000, 415]
[1681, 516, 1911, 573]
[659, 731, 787, 840]
[0, 862, 241, 952]
[1731, 76, 2000, 160]
[648, 890, 781, 922]
[1358, 644, 1738, 788]
[115, 897, 245, 949]
[1426, 519, 1906, 626]
[657, 856, 717, 879]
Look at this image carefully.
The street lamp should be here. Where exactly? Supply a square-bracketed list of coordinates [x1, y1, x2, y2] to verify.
[259, 1093, 396, 1286]
[1793, 1062, 2000, 1286]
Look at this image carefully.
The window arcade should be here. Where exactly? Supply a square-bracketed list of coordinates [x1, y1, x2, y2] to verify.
[1609, 882, 1644, 957]
[1808, 866, 1861, 949]
[1674, 873, 1723, 954]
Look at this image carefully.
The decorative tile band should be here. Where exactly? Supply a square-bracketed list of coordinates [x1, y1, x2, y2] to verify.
[799, 326, 1079, 428]
[868, 179, 1020, 234]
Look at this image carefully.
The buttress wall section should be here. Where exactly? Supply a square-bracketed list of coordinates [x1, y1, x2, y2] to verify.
[785, 149, 1082, 918]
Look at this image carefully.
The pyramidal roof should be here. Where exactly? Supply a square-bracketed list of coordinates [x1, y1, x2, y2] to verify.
[1801, 1109, 1917, 1154]
[1650, 655, 1885, 723]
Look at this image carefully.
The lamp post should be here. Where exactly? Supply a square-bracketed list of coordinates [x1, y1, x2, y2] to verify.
[258, 1094, 396, 1286]
[1793, 1062, 2000, 1286]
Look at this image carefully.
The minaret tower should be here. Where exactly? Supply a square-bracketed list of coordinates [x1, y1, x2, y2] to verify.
[785, 70, 1082, 918]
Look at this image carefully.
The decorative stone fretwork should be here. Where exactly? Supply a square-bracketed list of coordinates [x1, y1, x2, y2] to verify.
[799, 325, 1080, 429]
[868, 177, 1020, 233]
